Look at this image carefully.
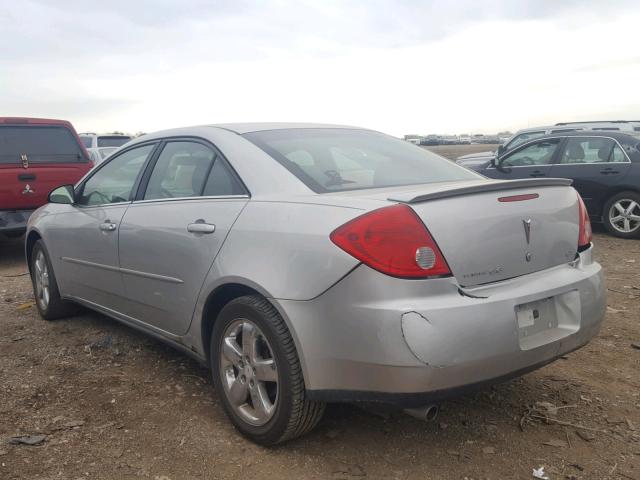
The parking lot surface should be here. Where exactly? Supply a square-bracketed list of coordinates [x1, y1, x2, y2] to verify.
[1, 155, 639, 479]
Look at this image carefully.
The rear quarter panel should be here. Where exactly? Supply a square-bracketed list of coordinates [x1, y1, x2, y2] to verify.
[197, 201, 363, 301]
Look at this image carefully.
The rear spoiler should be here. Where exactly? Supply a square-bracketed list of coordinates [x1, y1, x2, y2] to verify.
[388, 178, 573, 204]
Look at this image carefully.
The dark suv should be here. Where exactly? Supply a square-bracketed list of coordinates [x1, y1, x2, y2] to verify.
[461, 131, 640, 238]
[0, 117, 93, 237]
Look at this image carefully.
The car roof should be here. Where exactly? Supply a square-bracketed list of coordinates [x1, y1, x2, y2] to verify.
[209, 122, 365, 134]
[0, 117, 73, 128]
[79, 133, 131, 137]
[544, 130, 640, 142]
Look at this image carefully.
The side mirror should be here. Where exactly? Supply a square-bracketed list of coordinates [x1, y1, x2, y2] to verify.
[496, 144, 505, 156]
[48, 185, 76, 204]
[494, 157, 511, 173]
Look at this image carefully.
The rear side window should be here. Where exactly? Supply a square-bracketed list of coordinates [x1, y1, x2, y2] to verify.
[244, 128, 478, 193]
[560, 137, 619, 164]
[79, 136, 92, 148]
[97, 136, 131, 148]
[0, 126, 86, 164]
[202, 158, 246, 196]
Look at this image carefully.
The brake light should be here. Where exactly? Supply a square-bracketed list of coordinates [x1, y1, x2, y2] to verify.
[577, 193, 592, 248]
[330, 204, 451, 278]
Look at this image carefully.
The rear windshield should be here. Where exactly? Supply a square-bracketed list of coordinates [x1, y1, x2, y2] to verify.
[79, 136, 92, 148]
[244, 128, 479, 193]
[97, 136, 131, 148]
[0, 125, 87, 164]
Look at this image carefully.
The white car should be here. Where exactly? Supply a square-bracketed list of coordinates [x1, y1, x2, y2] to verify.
[79, 133, 132, 150]
[86, 147, 119, 166]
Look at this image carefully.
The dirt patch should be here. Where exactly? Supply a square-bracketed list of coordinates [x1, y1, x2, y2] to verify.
[1, 209, 639, 478]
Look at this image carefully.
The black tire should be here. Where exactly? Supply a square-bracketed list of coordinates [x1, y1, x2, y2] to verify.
[602, 191, 640, 239]
[210, 294, 325, 445]
[29, 240, 77, 320]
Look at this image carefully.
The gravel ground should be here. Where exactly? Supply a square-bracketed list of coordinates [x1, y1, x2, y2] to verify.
[1, 151, 639, 479]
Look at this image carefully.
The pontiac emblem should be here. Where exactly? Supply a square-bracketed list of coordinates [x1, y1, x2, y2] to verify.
[22, 184, 34, 195]
[522, 218, 532, 244]
[20, 154, 29, 169]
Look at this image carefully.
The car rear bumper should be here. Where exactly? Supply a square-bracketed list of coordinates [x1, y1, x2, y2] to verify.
[0, 209, 34, 235]
[274, 247, 606, 406]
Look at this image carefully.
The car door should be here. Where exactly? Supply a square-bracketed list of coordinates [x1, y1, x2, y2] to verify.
[549, 136, 632, 216]
[46, 143, 157, 307]
[117, 139, 249, 335]
[483, 137, 561, 180]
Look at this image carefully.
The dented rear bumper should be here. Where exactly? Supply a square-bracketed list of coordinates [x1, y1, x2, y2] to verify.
[273, 247, 605, 405]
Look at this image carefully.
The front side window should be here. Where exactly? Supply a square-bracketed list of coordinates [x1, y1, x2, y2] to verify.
[144, 141, 215, 200]
[244, 128, 479, 193]
[78, 144, 154, 206]
[507, 131, 546, 150]
[560, 137, 618, 164]
[501, 139, 561, 167]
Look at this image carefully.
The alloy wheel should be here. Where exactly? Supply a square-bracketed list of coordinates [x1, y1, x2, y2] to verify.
[609, 199, 640, 234]
[219, 318, 279, 426]
[34, 250, 50, 310]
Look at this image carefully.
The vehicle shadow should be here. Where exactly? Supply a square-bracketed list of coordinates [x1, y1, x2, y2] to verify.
[56, 302, 554, 448]
[0, 235, 27, 272]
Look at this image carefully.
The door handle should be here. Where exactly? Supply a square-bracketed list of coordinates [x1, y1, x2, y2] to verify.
[187, 221, 216, 234]
[99, 221, 117, 232]
[529, 170, 545, 177]
[600, 169, 619, 175]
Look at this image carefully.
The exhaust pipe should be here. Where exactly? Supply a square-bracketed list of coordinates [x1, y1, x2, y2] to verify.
[404, 404, 439, 422]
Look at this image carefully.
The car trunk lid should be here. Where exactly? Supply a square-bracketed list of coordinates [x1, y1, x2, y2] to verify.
[393, 179, 579, 287]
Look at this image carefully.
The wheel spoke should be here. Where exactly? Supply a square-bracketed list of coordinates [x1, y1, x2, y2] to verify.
[611, 215, 624, 224]
[624, 218, 631, 232]
[249, 384, 272, 421]
[625, 201, 638, 215]
[222, 337, 243, 367]
[228, 377, 248, 406]
[254, 359, 278, 382]
[242, 322, 257, 362]
[629, 215, 640, 223]
[615, 202, 626, 214]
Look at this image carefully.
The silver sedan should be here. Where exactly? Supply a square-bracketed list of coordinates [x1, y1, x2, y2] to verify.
[26, 123, 606, 445]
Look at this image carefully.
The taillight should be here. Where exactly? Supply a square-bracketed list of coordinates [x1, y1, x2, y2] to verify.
[330, 204, 451, 278]
[577, 193, 592, 248]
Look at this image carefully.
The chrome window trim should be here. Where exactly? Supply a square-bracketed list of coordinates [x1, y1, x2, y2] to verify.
[485, 165, 551, 170]
[74, 201, 133, 209]
[489, 135, 633, 170]
[130, 194, 250, 205]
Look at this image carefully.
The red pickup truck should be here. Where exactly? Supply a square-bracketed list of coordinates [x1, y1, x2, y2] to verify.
[0, 117, 93, 237]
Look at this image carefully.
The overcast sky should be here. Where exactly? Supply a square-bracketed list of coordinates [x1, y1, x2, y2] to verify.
[1, 0, 639, 136]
